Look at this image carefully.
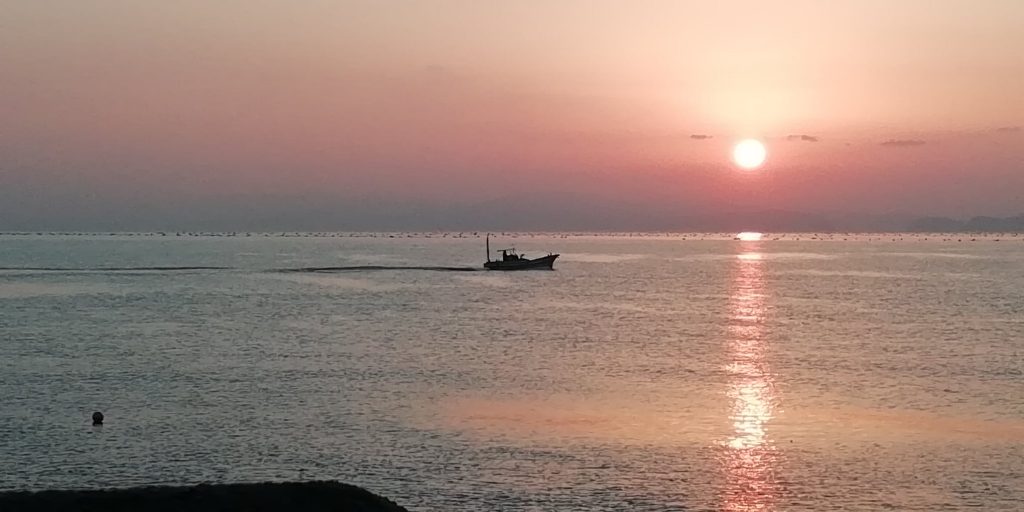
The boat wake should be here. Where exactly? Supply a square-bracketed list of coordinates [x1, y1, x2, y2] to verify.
[0, 265, 481, 275]
[278, 266, 480, 273]
[0, 266, 231, 272]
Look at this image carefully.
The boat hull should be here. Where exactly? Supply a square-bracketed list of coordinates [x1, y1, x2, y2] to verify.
[484, 254, 559, 270]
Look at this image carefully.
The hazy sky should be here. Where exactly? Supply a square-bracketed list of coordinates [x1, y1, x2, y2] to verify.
[2, 1, 1022, 230]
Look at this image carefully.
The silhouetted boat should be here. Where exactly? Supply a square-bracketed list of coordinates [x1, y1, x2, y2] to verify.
[484, 235, 559, 270]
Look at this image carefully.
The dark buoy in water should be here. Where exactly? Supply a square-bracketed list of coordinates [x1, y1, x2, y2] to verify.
[92, 411, 104, 426]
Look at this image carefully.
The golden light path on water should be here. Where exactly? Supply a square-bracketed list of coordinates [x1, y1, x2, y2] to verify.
[721, 240, 782, 511]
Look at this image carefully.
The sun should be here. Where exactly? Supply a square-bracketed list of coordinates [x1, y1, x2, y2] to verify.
[733, 139, 767, 170]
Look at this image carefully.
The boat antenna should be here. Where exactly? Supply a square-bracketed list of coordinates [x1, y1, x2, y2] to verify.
[486, 234, 491, 263]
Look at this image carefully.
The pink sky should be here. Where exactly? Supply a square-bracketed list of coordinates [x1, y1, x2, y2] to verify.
[1, 1, 1022, 230]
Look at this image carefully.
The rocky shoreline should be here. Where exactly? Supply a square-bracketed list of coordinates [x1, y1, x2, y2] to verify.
[0, 481, 410, 511]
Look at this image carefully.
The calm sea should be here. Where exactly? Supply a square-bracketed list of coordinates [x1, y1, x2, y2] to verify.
[1, 233, 1022, 511]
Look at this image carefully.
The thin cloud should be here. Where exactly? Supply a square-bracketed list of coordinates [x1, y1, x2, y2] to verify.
[690, 134, 713, 140]
[880, 139, 926, 147]
[786, 134, 819, 142]
[995, 126, 1021, 132]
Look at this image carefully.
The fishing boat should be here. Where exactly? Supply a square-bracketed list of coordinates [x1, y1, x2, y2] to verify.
[483, 235, 559, 270]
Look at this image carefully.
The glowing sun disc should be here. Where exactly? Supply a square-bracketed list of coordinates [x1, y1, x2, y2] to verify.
[735, 231, 763, 241]
[733, 139, 767, 169]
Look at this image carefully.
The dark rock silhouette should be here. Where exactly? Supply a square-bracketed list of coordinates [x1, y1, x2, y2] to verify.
[0, 481, 410, 512]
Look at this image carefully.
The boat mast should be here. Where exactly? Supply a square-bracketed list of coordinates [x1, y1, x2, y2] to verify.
[486, 234, 490, 262]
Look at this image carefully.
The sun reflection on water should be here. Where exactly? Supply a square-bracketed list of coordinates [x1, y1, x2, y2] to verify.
[721, 245, 782, 511]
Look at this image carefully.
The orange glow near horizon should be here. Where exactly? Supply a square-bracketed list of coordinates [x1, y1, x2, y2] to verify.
[721, 242, 781, 511]
[2, 2, 1024, 228]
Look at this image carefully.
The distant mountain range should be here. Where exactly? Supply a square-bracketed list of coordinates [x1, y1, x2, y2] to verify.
[669, 211, 1024, 233]
[907, 215, 1024, 232]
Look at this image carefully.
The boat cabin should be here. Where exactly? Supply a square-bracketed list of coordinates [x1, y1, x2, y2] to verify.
[497, 248, 526, 261]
